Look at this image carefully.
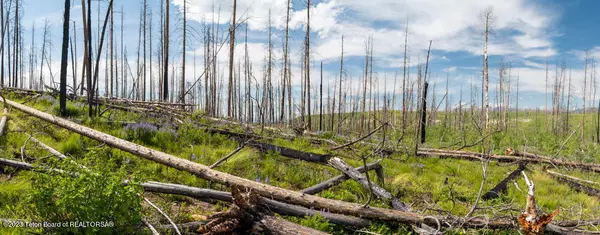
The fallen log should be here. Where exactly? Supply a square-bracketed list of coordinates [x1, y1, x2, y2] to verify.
[545, 170, 600, 199]
[328, 157, 410, 212]
[248, 141, 331, 164]
[4, 97, 587, 230]
[206, 127, 331, 164]
[482, 164, 526, 200]
[301, 160, 383, 195]
[0, 157, 370, 228]
[545, 169, 600, 186]
[142, 181, 370, 228]
[417, 148, 600, 173]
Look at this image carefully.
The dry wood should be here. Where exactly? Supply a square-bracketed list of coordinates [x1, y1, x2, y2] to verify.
[144, 197, 181, 235]
[328, 157, 410, 212]
[301, 160, 382, 195]
[545, 169, 600, 199]
[482, 164, 525, 200]
[141, 218, 160, 235]
[545, 169, 600, 186]
[518, 171, 560, 234]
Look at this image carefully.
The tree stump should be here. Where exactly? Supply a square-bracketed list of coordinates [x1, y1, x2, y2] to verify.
[517, 172, 560, 235]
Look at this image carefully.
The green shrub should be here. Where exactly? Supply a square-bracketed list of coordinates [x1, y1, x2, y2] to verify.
[28, 160, 142, 234]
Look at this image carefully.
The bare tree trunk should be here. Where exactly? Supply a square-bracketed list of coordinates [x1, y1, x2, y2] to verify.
[319, 62, 323, 131]
[583, 52, 589, 141]
[110, 2, 114, 97]
[336, 35, 344, 134]
[91, 0, 115, 115]
[481, 7, 494, 131]
[180, 0, 187, 104]
[227, 0, 236, 116]
[305, 0, 311, 130]
[59, 0, 71, 116]
[162, 0, 169, 101]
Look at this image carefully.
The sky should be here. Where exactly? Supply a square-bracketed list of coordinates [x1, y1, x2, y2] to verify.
[14, 0, 600, 110]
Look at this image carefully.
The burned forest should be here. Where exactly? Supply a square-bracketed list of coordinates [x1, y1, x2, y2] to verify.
[1, 0, 600, 234]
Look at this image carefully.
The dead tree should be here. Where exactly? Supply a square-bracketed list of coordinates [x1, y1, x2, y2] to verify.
[305, 0, 311, 130]
[480, 7, 494, 130]
[418, 41, 432, 144]
[162, 0, 169, 101]
[58, 0, 70, 116]
[583, 51, 589, 141]
[336, 35, 344, 134]
[280, 0, 291, 123]
[319, 62, 323, 131]
[85, 0, 93, 116]
[180, 0, 187, 104]
[227, 0, 236, 117]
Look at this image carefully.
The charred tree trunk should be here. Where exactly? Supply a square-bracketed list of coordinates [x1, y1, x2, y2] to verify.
[58, 0, 71, 116]
[162, 0, 169, 101]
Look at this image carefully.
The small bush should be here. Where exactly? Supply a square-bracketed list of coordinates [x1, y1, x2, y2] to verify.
[28, 160, 142, 234]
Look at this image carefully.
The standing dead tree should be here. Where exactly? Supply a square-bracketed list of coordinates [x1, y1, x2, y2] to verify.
[480, 7, 494, 130]
[227, 0, 236, 117]
[58, 0, 71, 116]
[162, 0, 169, 101]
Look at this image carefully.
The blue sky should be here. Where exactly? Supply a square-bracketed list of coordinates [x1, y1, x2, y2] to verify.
[15, 0, 600, 110]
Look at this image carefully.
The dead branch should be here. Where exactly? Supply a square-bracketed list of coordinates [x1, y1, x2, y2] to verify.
[330, 124, 384, 151]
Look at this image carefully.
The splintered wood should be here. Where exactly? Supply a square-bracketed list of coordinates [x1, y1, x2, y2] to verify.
[518, 172, 560, 235]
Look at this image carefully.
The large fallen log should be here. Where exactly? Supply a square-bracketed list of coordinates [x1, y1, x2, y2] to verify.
[0, 157, 370, 228]
[328, 157, 411, 212]
[417, 148, 600, 173]
[482, 164, 526, 200]
[5, 98, 592, 231]
[301, 160, 383, 195]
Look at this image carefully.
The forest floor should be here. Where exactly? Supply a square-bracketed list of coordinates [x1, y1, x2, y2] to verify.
[0, 91, 600, 234]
